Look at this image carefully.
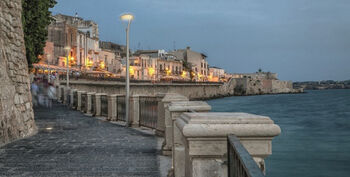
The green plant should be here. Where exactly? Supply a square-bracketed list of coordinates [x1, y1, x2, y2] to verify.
[22, 0, 57, 67]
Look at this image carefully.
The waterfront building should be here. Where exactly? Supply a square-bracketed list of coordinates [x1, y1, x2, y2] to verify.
[99, 41, 127, 58]
[99, 49, 121, 73]
[209, 66, 225, 82]
[121, 50, 184, 80]
[44, 20, 77, 67]
[169, 46, 209, 81]
[43, 13, 102, 71]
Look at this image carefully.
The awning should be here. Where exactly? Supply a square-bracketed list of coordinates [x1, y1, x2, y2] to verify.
[32, 63, 80, 72]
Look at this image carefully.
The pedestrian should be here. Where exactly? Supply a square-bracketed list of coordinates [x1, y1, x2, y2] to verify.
[47, 83, 56, 108]
[31, 78, 39, 107]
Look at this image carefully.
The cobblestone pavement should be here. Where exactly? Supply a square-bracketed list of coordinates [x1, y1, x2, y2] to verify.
[0, 103, 160, 177]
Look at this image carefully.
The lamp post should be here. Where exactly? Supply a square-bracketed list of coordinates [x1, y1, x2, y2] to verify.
[64, 46, 71, 88]
[120, 13, 134, 127]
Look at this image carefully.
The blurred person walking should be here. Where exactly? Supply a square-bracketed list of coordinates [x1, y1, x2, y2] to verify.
[31, 79, 39, 107]
[47, 83, 56, 108]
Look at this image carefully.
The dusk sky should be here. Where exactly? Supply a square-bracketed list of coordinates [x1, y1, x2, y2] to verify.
[51, 0, 350, 81]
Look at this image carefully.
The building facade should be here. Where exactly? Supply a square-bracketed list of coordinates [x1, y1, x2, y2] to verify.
[170, 46, 208, 81]
[209, 66, 225, 82]
[121, 50, 184, 80]
[43, 13, 102, 71]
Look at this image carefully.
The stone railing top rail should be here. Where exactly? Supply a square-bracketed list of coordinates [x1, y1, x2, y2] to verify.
[162, 93, 189, 102]
[176, 112, 281, 137]
[95, 93, 107, 96]
[168, 101, 211, 112]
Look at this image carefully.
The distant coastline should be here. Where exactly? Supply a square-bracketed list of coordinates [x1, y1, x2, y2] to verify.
[293, 80, 350, 90]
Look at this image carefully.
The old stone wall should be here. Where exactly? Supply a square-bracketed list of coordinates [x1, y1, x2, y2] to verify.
[234, 77, 301, 95]
[62, 80, 235, 100]
[0, 0, 37, 146]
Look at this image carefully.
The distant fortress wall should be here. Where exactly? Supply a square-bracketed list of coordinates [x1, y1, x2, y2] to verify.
[233, 75, 302, 95]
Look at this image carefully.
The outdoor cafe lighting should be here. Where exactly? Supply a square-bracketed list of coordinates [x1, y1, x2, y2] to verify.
[120, 12, 134, 127]
[64, 46, 71, 88]
[181, 71, 187, 78]
[148, 67, 155, 76]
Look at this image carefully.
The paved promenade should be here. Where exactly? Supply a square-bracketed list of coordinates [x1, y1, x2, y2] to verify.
[0, 103, 160, 177]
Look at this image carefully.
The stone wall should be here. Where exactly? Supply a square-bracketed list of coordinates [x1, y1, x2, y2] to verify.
[61, 80, 235, 100]
[0, 0, 37, 146]
[234, 77, 302, 95]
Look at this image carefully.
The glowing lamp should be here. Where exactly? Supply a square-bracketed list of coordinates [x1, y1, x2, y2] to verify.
[120, 13, 134, 21]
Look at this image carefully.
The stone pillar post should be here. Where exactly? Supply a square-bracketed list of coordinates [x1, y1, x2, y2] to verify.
[56, 85, 60, 101]
[107, 94, 118, 121]
[57, 86, 63, 102]
[95, 93, 106, 116]
[173, 112, 281, 177]
[162, 101, 211, 156]
[86, 92, 95, 116]
[63, 87, 70, 105]
[77, 91, 86, 111]
[130, 95, 140, 127]
[156, 93, 188, 136]
[114, 94, 124, 121]
[156, 93, 166, 135]
[69, 89, 77, 108]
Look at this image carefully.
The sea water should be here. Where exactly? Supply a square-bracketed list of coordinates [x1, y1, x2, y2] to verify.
[207, 89, 350, 177]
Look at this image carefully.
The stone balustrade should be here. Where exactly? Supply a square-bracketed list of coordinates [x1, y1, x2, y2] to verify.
[86, 92, 95, 116]
[95, 93, 106, 116]
[157, 93, 188, 136]
[69, 89, 77, 108]
[163, 101, 211, 156]
[173, 112, 281, 177]
[129, 95, 140, 127]
[63, 87, 71, 105]
[107, 94, 118, 121]
[77, 91, 86, 111]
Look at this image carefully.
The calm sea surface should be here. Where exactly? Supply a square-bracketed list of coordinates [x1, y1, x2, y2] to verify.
[207, 89, 350, 177]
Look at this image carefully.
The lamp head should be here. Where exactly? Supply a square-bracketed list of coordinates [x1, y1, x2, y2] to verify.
[64, 46, 71, 51]
[120, 13, 134, 21]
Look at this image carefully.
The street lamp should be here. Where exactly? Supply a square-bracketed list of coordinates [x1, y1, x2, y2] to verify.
[120, 13, 134, 127]
[64, 46, 71, 88]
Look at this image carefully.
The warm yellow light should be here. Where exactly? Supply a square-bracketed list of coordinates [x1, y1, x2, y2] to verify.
[181, 71, 187, 78]
[120, 13, 134, 21]
[148, 67, 155, 76]
[99, 61, 105, 69]
[85, 59, 93, 68]
[166, 69, 171, 75]
[129, 66, 135, 75]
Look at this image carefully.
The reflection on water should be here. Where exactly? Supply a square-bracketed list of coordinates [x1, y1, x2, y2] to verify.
[207, 89, 350, 177]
